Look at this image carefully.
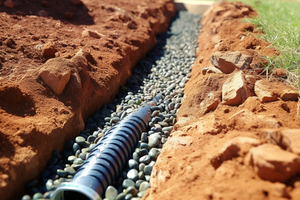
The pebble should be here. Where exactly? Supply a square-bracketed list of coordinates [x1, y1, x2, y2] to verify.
[32, 193, 43, 200]
[122, 179, 135, 189]
[125, 186, 138, 196]
[75, 136, 86, 146]
[105, 186, 118, 200]
[116, 193, 126, 200]
[128, 159, 138, 170]
[127, 169, 139, 182]
[22, 195, 31, 200]
[139, 155, 151, 165]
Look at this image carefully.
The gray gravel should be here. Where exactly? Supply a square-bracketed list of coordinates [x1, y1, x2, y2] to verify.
[22, 11, 201, 200]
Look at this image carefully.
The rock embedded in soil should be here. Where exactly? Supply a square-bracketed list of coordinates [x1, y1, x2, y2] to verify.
[82, 29, 103, 39]
[222, 71, 250, 106]
[42, 42, 57, 59]
[247, 143, 300, 182]
[211, 51, 253, 74]
[254, 80, 278, 103]
[281, 129, 300, 155]
[39, 58, 72, 95]
[199, 91, 221, 115]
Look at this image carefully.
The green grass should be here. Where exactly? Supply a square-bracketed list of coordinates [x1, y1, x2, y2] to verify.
[230, 0, 300, 88]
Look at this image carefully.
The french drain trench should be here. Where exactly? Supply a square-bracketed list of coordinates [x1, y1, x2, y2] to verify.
[21, 11, 202, 200]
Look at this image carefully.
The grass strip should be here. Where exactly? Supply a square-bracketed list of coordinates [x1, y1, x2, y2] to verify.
[232, 0, 300, 88]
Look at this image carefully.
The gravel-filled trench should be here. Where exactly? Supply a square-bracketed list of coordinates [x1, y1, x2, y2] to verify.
[21, 11, 202, 200]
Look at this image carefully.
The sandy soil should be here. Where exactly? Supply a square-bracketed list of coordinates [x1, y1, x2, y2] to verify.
[0, 0, 175, 199]
[144, 2, 300, 200]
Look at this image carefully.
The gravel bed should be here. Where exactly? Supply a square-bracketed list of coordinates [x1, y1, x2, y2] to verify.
[22, 11, 202, 200]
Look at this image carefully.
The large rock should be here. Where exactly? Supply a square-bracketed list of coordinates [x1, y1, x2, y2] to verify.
[39, 50, 87, 95]
[211, 51, 253, 74]
[199, 91, 221, 115]
[210, 136, 261, 169]
[260, 129, 290, 150]
[222, 71, 250, 106]
[254, 80, 278, 103]
[39, 58, 72, 95]
[255, 79, 299, 103]
[248, 144, 300, 182]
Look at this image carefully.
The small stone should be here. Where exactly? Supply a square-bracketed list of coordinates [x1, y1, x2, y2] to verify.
[75, 136, 86, 145]
[64, 167, 76, 176]
[139, 181, 150, 191]
[248, 144, 300, 182]
[137, 191, 146, 198]
[105, 186, 118, 200]
[57, 169, 66, 177]
[4, 0, 14, 8]
[122, 179, 135, 189]
[139, 155, 151, 165]
[82, 29, 103, 39]
[73, 143, 80, 152]
[32, 193, 43, 200]
[139, 163, 145, 172]
[46, 179, 53, 191]
[128, 159, 138, 170]
[127, 169, 138, 181]
[125, 194, 133, 200]
[136, 180, 144, 188]
[21, 195, 31, 200]
[125, 186, 138, 196]
[138, 171, 145, 179]
[116, 193, 126, 200]
[144, 165, 153, 175]
[42, 42, 57, 59]
[148, 134, 161, 148]
[148, 148, 157, 160]
[73, 158, 84, 165]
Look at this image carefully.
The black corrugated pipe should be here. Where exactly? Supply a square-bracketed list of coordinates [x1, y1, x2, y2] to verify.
[50, 96, 161, 200]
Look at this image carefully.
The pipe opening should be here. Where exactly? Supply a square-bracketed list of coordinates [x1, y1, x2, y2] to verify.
[52, 190, 92, 200]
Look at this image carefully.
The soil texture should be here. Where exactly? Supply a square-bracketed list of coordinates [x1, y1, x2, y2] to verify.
[144, 2, 300, 200]
[0, 0, 175, 199]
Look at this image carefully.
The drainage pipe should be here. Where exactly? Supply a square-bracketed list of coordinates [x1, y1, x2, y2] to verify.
[50, 96, 161, 200]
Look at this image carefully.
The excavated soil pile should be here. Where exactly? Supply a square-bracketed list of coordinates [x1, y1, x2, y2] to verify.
[145, 2, 300, 200]
[0, 0, 175, 199]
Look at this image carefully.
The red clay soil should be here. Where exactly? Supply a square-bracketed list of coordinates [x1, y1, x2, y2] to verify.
[0, 0, 175, 199]
[144, 2, 300, 200]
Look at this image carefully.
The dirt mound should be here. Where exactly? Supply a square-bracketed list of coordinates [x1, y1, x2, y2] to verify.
[145, 2, 300, 200]
[0, 0, 175, 199]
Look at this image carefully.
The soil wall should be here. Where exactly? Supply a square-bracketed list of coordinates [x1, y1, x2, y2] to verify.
[0, 0, 175, 199]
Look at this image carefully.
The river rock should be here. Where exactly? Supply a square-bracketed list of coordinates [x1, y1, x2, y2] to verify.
[105, 186, 118, 200]
[211, 51, 253, 74]
[247, 143, 300, 182]
[222, 71, 250, 106]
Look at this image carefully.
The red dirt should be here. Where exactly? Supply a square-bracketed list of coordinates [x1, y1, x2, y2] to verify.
[0, 0, 175, 199]
[144, 2, 300, 200]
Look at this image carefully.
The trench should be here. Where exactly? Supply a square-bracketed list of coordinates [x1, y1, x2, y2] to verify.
[21, 11, 202, 200]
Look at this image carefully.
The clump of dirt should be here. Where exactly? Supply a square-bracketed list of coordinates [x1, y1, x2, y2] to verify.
[0, 0, 175, 199]
[145, 1, 300, 200]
